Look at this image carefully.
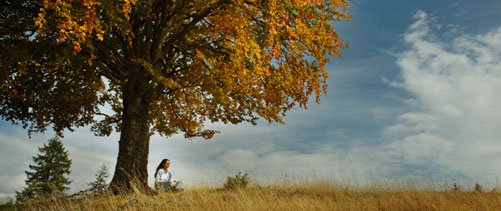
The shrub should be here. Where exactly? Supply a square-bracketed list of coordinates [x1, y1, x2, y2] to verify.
[474, 183, 484, 192]
[224, 172, 250, 190]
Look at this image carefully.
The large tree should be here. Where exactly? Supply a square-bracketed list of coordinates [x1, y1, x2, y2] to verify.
[0, 0, 350, 192]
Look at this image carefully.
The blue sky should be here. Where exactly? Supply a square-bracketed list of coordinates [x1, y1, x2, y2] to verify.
[1, 0, 501, 201]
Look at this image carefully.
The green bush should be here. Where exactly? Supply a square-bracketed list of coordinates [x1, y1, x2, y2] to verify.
[224, 172, 250, 190]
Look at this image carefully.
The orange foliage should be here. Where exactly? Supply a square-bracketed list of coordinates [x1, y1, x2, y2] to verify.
[11, 0, 351, 138]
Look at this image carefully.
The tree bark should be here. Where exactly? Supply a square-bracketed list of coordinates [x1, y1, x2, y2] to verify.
[109, 67, 152, 193]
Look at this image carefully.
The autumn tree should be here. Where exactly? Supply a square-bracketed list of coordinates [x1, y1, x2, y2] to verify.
[0, 0, 350, 192]
[15, 137, 72, 202]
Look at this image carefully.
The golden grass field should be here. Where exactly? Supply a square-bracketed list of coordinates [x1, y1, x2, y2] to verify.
[4, 181, 501, 210]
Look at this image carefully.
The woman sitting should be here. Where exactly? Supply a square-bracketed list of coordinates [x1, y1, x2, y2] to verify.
[154, 158, 183, 192]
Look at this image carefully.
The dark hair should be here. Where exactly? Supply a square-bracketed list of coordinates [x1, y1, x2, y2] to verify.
[154, 158, 169, 178]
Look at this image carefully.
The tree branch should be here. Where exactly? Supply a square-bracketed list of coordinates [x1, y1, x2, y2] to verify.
[160, 0, 228, 63]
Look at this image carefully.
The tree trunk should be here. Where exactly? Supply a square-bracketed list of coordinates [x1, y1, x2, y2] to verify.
[109, 69, 152, 193]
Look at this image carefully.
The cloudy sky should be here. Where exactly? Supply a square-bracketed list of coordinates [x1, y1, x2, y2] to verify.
[2, 0, 501, 201]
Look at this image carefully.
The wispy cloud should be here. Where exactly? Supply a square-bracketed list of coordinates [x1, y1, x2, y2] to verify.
[384, 10, 501, 177]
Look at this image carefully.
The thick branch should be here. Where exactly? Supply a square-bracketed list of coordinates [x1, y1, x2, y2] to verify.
[92, 38, 127, 82]
[149, 0, 177, 64]
[160, 0, 228, 64]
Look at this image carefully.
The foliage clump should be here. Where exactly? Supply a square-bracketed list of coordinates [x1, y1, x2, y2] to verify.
[15, 137, 72, 203]
[224, 172, 250, 190]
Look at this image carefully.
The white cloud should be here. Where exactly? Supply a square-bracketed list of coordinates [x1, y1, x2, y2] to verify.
[144, 121, 389, 187]
[0, 193, 15, 204]
[0, 175, 25, 197]
[387, 133, 454, 165]
[385, 10, 501, 177]
[0, 127, 118, 195]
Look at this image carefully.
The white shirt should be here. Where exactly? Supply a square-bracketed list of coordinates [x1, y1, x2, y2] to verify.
[155, 169, 173, 183]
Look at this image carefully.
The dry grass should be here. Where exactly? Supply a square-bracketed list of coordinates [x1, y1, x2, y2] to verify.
[5, 181, 501, 210]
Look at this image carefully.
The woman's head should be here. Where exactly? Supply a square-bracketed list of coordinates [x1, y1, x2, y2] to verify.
[155, 158, 170, 177]
[161, 159, 170, 169]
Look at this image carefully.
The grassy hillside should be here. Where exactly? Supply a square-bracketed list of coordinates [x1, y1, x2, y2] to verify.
[3, 182, 500, 210]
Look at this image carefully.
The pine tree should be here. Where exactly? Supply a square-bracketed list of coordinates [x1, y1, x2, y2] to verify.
[15, 137, 72, 202]
[88, 164, 110, 195]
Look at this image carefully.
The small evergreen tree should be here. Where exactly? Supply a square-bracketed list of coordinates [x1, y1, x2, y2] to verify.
[452, 183, 462, 192]
[88, 164, 110, 195]
[15, 137, 72, 202]
[474, 182, 484, 192]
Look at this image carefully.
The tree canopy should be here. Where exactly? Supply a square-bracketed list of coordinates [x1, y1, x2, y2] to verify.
[1, 0, 350, 192]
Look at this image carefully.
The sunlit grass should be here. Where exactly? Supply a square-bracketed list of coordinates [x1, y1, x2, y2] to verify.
[4, 178, 501, 210]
